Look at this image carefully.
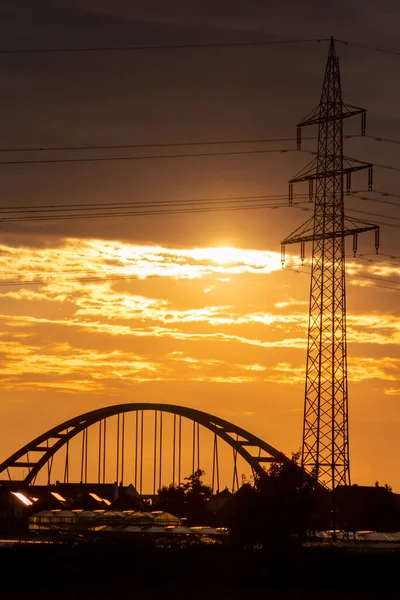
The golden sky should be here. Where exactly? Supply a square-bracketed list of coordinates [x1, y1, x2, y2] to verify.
[1, 236, 400, 489]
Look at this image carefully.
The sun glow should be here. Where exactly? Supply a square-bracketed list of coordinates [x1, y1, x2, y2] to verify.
[205, 247, 241, 264]
[188, 246, 282, 272]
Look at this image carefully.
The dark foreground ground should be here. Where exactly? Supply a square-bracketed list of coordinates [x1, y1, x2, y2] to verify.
[2, 540, 400, 599]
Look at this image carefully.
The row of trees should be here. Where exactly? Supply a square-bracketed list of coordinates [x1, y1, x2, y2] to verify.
[156, 457, 400, 547]
[156, 453, 324, 547]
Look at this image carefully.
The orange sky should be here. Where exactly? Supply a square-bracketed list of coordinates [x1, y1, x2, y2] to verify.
[1, 237, 400, 489]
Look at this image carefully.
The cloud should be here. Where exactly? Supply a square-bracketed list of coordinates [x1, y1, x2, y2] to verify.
[348, 357, 400, 382]
[385, 388, 400, 396]
[0, 240, 282, 285]
[274, 299, 308, 308]
[1, 237, 400, 393]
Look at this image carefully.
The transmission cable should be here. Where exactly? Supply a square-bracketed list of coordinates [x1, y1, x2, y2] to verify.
[350, 192, 400, 209]
[0, 137, 312, 154]
[346, 208, 400, 223]
[2, 259, 400, 290]
[0, 193, 307, 214]
[2, 135, 377, 155]
[352, 254, 400, 269]
[373, 163, 400, 174]
[0, 147, 299, 166]
[0, 38, 328, 55]
[342, 212, 400, 230]
[0, 133, 392, 156]
[336, 38, 400, 58]
[2, 250, 400, 287]
[364, 134, 400, 147]
[0, 200, 310, 224]
[284, 266, 400, 292]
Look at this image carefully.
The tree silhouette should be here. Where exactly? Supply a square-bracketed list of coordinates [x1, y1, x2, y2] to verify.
[157, 469, 212, 525]
[157, 483, 186, 517]
[182, 469, 212, 496]
[228, 453, 321, 549]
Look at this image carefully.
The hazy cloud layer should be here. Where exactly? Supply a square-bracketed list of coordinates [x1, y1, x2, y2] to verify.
[0, 238, 399, 396]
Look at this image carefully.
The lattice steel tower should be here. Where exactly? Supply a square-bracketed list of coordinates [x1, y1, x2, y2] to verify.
[281, 38, 379, 489]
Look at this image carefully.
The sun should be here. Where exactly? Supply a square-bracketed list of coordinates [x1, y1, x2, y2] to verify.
[206, 247, 240, 264]
[189, 246, 283, 273]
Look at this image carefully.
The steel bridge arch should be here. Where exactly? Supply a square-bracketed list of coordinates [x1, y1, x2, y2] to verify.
[0, 403, 290, 485]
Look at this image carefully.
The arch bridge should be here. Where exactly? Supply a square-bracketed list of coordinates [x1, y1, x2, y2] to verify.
[0, 403, 290, 493]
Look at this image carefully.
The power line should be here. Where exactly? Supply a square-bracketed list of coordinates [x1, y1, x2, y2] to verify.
[350, 192, 400, 209]
[0, 131, 394, 159]
[374, 162, 400, 173]
[0, 133, 387, 167]
[341, 156, 400, 175]
[353, 254, 400, 269]
[288, 253, 400, 275]
[0, 38, 327, 55]
[346, 207, 400, 222]
[0, 200, 308, 224]
[373, 190, 400, 200]
[1, 253, 396, 279]
[0, 193, 311, 223]
[364, 134, 400, 146]
[0, 273, 160, 287]
[6, 37, 400, 60]
[336, 38, 400, 58]
[0, 193, 307, 213]
[342, 209, 400, 229]
[377, 252, 400, 262]
[351, 272, 400, 286]
[0, 204, 287, 220]
[4, 136, 373, 156]
[1, 254, 400, 290]
[346, 215, 400, 230]
[1, 251, 397, 284]
[0, 137, 306, 153]
[287, 188, 400, 229]
[284, 266, 400, 292]
[8, 135, 374, 156]
[0, 147, 298, 166]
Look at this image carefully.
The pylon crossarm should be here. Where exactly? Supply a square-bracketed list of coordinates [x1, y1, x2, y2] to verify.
[298, 107, 365, 128]
[290, 162, 372, 185]
[281, 217, 314, 246]
[298, 104, 320, 126]
[297, 104, 366, 148]
[282, 224, 378, 246]
[289, 157, 317, 182]
[342, 103, 366, 118]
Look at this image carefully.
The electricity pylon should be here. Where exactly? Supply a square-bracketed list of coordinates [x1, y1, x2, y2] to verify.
[281, 38, 379, 490]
